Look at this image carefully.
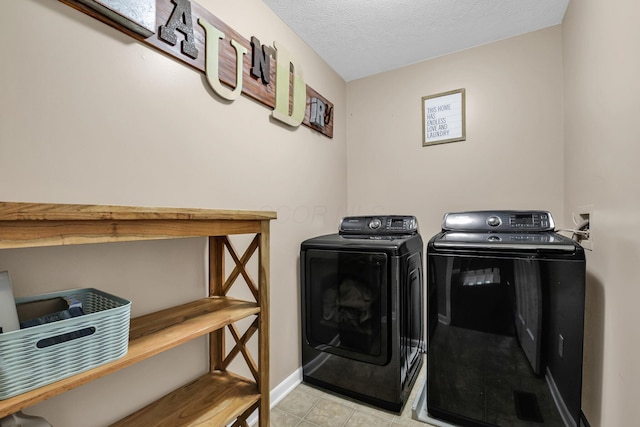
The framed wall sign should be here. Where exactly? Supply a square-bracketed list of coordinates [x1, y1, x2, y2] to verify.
[422, 88, 466, 146]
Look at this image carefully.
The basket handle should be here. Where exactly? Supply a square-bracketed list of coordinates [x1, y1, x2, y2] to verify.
[36, 327, 96, 348]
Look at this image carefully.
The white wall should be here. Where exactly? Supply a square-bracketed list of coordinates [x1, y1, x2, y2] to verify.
[346, 26, 565, 240]
[0, 1, 346, 425]
[563, 1, 640, 426]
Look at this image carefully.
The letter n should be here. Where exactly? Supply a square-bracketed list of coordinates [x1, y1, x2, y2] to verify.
[272, 41, 306, 127]
[250, 36, 273, 84]
[159, 0, 198, 59]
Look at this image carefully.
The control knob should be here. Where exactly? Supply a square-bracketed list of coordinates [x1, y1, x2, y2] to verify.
[369, 218, 382, 230]
[487, 216, 501, 227]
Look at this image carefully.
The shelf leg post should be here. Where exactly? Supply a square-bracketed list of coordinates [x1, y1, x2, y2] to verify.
[258, 221, 270, 426]
[209, 236, 226, 372]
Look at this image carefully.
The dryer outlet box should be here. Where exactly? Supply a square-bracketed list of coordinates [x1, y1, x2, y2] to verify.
[574, 206, 593, 251]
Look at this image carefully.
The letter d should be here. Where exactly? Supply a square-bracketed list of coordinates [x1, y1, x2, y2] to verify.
[272, 41, 306, 127]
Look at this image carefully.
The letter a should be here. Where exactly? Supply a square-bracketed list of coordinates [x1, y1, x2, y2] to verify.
[159, 0, 198, 59]
[272, 41, 306, 127]
[198, 19, 248, 101]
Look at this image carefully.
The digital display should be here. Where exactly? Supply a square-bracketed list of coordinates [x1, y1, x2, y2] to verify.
[391, 219, 404, 228]
[513, 214, 534, 225]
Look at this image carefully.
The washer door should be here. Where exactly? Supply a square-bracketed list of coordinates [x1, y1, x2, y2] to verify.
[303, 249, 389, 365]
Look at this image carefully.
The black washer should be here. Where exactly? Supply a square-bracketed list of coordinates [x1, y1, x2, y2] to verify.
[300, 215, 424, 412]
[421, 210, 585, 427]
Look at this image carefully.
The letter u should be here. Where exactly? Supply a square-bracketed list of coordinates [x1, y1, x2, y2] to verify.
[198, 19, 247, 100]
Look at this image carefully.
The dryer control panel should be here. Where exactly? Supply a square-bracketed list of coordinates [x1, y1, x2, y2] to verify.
[442, 210, 555, 232]
[339, 215, 418, 235]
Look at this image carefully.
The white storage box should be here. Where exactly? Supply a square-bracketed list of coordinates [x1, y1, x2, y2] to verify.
[0, 288, 131, 400]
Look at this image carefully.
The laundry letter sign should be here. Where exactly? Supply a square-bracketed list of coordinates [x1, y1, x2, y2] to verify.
[58, 0, 334, 138]
[422, 89, 465, 146]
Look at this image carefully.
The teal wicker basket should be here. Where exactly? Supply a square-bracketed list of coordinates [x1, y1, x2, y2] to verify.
[0, 288, 131, 400]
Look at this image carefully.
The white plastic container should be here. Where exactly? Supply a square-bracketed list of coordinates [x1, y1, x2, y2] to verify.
[0, 271, 19, 334]
[0, 288, 131, 400]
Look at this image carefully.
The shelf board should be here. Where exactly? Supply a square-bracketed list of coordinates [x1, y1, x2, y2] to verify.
[110, 370, 260, 426]
[0, 297, 259, 418]
[0, 201, 276, 249]
[0, 202, 276, 222]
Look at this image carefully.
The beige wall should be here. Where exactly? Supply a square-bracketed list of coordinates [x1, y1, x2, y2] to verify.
[347, 7, 640, 426]
[563, 1, 640, 426]
[346, 26, 565, 241]
[0, 0, 346, 425]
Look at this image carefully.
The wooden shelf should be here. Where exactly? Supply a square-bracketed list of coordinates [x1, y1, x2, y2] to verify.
[0, 202, 273, 425]
[110, 371, 260, 426]
[0, 297, 259, 418]
[0, 202, 275, 249]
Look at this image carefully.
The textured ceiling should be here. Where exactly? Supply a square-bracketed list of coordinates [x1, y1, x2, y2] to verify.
[262, 0, 569, 82]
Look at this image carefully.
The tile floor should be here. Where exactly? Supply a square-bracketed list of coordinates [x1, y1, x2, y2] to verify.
[264, 359, 436, 427]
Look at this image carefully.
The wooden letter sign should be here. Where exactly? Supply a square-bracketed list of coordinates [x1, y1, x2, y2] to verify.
[59, 0, 335, 138]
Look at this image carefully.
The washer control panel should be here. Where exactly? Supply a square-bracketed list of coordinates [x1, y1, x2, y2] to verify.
[339, 215, 418, 235]
[442, 210, 555, 232]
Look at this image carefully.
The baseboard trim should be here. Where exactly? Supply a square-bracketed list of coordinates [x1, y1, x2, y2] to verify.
[270, 367, 304, 407]
[244, 367, 303, 426]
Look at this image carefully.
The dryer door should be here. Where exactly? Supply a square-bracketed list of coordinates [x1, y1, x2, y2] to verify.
[303, 249, 389, 365]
